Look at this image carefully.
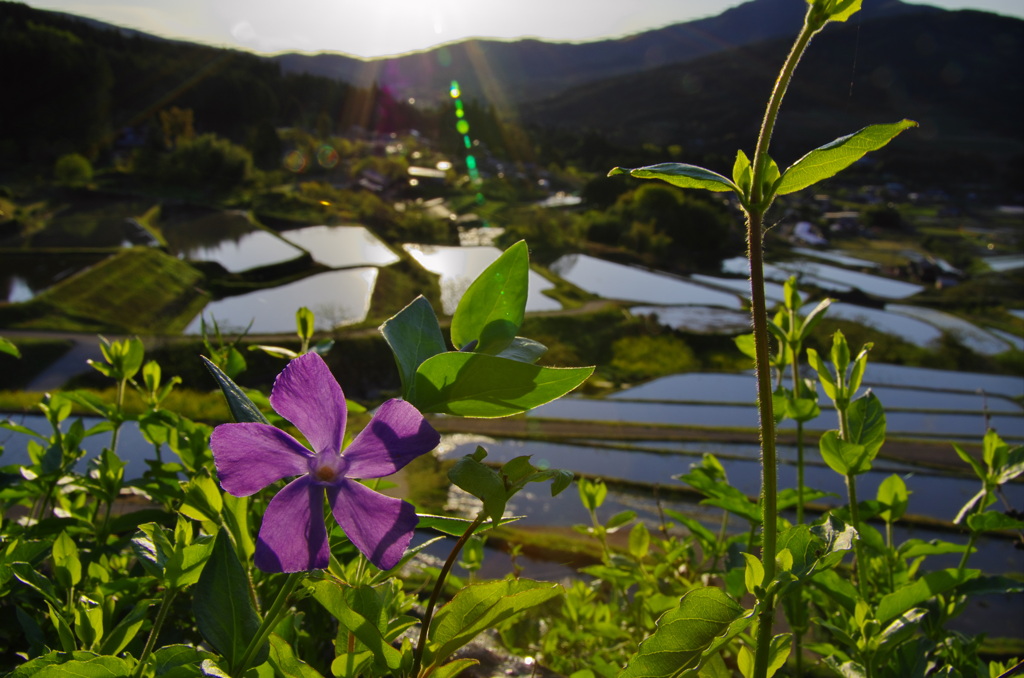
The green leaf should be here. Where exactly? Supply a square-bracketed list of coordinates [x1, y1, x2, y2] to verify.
[427, 579, 561, 669]
[876, 475, 909, 523]
[496, 337, 548, 364]
[967, 511, 1024, 533]
[845, 393, 886, 469]
[378, 295, 447, 397]
[193, 530, 267, 670]
[799, 298, 832, 342]
[180, 469, 224, 523]
[201, 356, 269, 425]
[0, 336, 20, 358]
[295, 307, 315, 343]
[776, 121, 917, 195]
[578, 477, 608, 512]
[152, 645, 217, 676]
[819, 431, 868, 477]
[415, 513, 516, 538]
[743, 553, 765, 594]
[953, 444, 985, 481]
[629, 522, 651, 560]
[701, 495, 761, 525]
[308, 582, 401, 671]
[46, 602, 77, 653]
[957, 575, 1024, 597]
[732, 150, 753, 198]
[609, 163, 738, 193]
[448, 451, 508, 523]
[898, 539, 968, 560]
[618, 587, 745, 678]
[606, 510, 637, 531]
[74, 596, 104, 650]
[249, 345, 299, 360]
[166, 538, 216, 590]
[132, 522, 174, 579]
[821, 0, 864, 23]
[663, 509, 716, 546]
[413, 352, 592, 417]
[430, 659, 480, 678]
[876, 568, 980, 623]
[808, 514, 858, 571]
[52, 530, 82, 589]
[451, 240, 529, 355]
[997, 445, 1024, 484]
[98, 600, 150, 656]
[8, 650, 132, 678]
[14, 563, 62, 607]
[806, 349, 836, 401]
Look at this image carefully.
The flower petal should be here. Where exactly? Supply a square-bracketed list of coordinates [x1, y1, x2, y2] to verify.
[327, 479, 418, 571]
[254, 476, 329, 573]
[269, 353, 346, 456]
[210, 423, 311, 496]
[343, 399, 440, 479]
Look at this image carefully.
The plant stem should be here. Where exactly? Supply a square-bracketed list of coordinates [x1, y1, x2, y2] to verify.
[235, 572, 303, 676]
[748, 8, 820, 678]
[412, 513, 486, 678]
[111, 377, 126, 455]
[845, 472, 868, 599]
[132, 587, 178, 678]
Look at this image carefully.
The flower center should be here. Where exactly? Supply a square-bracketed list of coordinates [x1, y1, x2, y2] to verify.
[309, 453, 349, 486]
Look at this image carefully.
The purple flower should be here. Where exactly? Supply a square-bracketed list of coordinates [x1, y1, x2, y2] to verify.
[210, 352, 439, 573]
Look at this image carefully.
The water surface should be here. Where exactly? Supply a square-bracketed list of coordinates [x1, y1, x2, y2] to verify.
[404, 245, 560, 314]
[185, 268, 378, 334]
[281, 225, 399, 268]
[551, 254, 743, 308]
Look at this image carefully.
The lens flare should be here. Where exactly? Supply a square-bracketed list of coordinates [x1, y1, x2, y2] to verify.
[284, 150, 307, 173]
[317, 145, 339, 169]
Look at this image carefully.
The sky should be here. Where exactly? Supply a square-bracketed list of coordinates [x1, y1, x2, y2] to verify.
[21, 0, 1024, 58]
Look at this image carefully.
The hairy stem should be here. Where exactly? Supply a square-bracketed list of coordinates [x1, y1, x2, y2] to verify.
[846, 472, 869, 599]
[748, 9, 820, 678]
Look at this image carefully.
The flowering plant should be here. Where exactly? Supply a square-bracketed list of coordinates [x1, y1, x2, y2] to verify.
[210, 352, 440, 572]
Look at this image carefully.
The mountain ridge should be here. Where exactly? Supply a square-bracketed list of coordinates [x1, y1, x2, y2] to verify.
[272, 0, 941, 104]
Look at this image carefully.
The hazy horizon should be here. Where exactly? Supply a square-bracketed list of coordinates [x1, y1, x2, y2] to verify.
[19, 0, 1024, 59]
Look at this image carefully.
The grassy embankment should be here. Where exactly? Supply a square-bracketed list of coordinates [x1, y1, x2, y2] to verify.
[0, 247, 209, 334]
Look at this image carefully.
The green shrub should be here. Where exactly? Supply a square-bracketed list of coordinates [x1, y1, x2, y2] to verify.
[53, 152, 93, 185]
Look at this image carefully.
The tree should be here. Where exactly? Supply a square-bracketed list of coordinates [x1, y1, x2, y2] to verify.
[54, 153, 93, 185]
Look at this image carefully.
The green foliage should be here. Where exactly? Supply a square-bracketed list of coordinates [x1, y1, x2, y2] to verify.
[18, 248, 208, 334]
[53, 153, 93, 185]
[143, 133, 254, 195]
[380, 241, 593, 417]
[588, 183, 742, 270]
[608, 334, 699, 383]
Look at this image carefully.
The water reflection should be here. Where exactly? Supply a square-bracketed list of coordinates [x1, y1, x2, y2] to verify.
[185, 268, 378, 334]
[690, 273, 787, 302]
[775, 260, 924, 299]
[826, 301, 943, 347]
[0, 253, 110, 302]
[630, 305, 752, 334]
[179, 228, 304, 273]
[530, 397, 1023, 441]
[281, 225, 399, 268]
[403, 244, 560, 314]
[887, 304, 1014, 355]
[18, 200, 154, 248]
[551, 254, 743, 308]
